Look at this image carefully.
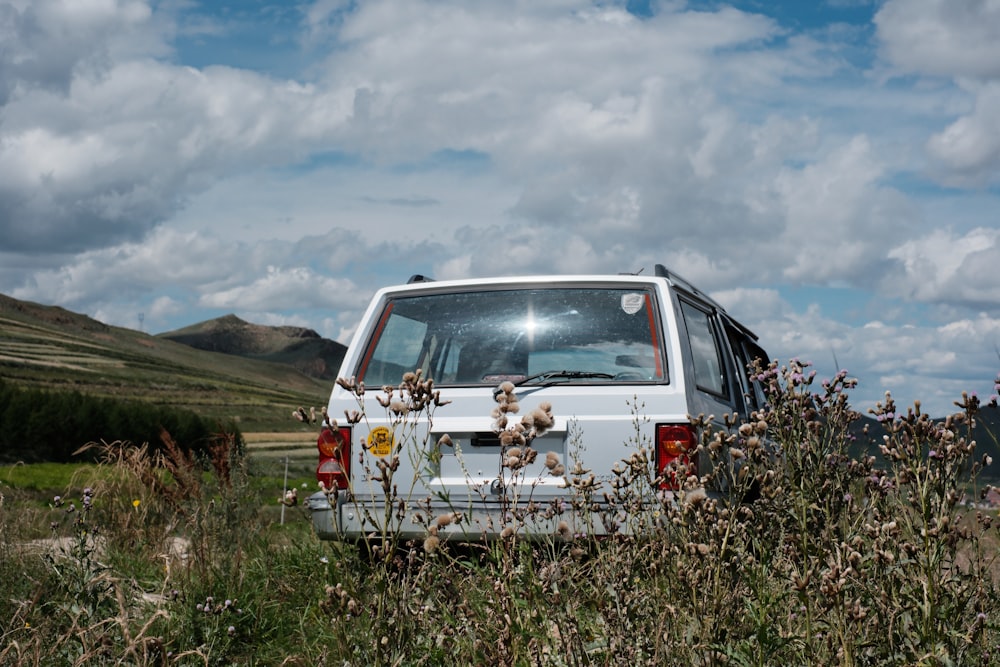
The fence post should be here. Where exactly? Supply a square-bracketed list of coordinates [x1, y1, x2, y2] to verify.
[280, 455, 289, 525]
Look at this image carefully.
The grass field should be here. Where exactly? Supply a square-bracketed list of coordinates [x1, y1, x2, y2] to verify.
[0, 306, 331, 432]
[1, 361, 998, 665]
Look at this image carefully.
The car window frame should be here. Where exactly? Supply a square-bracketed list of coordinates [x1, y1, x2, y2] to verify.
[356, 284, 671, 387]
[678, 297, 734, 404]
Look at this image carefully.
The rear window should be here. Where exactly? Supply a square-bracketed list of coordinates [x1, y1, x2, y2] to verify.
[357, 287, 666, 386]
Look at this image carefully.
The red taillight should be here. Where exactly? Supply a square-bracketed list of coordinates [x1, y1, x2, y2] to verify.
[655, 424, 697, 490]
[317, 426, 352, 490]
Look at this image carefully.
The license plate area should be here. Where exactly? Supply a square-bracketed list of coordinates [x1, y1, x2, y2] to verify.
[470, 432, 502, 447]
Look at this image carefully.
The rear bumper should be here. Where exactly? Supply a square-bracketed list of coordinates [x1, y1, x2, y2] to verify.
[306, 490, 681, 541]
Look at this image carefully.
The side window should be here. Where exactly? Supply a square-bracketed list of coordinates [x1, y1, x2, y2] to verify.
[742, 339, 770, 411]
[725, 322, 769, 413]
[680, 300, 729, 398]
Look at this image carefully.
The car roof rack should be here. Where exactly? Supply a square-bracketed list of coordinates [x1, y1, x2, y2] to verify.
[407, 274, 435, 284]
[654, 264, 725, 312]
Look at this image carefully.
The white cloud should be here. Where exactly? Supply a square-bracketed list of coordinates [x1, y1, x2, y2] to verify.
[1, 0, 999, 418]
[926, 81, 1000, 184]
[772, 135, 914, 285]
[0, 0, 162, 102]
[147, 295, 182, 321]
[11, 228, 241, 304]
[875, 0, 1000, 80]
[198, 265, 363, 311]
[876, 0, 1000, 184]
[886, 227, 1000, 307]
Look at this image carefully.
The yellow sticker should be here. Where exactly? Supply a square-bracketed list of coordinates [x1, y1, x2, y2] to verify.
[367, 426, 394, 458]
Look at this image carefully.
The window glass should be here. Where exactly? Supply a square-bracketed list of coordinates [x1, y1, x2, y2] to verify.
[360, 310, 430, 385]
[358, 287, 666, 386]
[741, 339, 770, 411]
[725, 323, 769, 413]
[680, 301, 728, 397]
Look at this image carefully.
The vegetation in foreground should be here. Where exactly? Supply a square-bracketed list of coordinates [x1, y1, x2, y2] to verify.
[1, 361, 999, 666]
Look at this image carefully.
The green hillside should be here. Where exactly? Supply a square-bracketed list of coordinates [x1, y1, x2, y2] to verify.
[158, 313, 346, 380]
[0, 294, 331, 432]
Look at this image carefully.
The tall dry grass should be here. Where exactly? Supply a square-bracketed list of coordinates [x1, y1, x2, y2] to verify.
[0, 361, 997, 665]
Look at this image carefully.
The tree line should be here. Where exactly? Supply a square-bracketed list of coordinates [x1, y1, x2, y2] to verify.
[0, 377, 231, 464]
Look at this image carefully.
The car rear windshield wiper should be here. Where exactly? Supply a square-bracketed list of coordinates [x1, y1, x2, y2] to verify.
[514, 370, 616, 387]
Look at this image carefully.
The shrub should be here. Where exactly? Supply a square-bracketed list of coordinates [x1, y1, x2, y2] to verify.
[0, 378, 227, 464]
[1, 362, 997, 665]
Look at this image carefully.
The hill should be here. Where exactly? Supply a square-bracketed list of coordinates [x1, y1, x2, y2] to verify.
[0, 294, 331, 431]
[157, 314, 346, 380]
[2, 292, 998, 476]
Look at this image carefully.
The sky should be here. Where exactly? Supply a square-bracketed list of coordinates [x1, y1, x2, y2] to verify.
[2, 0, 1000, 417]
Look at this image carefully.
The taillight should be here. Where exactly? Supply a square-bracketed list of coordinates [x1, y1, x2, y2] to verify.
[655, 424, 697, 490]
[317, 426, 352, 490]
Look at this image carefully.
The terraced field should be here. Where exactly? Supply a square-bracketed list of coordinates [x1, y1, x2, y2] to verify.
[243, 431, 321, 496]
[0, 303, 330, 432]
[244, 431, 318, 460]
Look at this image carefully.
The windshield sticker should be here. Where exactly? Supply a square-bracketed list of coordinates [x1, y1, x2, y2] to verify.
[621, 293, 644, 315]
[367, 425, 394, 458]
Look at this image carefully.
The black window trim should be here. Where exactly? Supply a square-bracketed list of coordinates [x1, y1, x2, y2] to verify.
[678, 296, 733, 402]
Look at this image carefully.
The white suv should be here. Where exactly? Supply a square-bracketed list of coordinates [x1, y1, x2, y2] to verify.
[307, 265, 769, 541]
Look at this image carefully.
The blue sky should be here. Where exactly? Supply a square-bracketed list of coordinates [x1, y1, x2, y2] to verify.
[2, 0, 1000, 416]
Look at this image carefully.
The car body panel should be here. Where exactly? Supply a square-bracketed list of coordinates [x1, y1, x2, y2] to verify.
[309, 269, 767, 540]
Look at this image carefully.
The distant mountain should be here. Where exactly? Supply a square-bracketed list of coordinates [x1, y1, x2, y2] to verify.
[158, 314, 346, 381]
[3, 292, 998, 471]
[0, 294, 330, 431]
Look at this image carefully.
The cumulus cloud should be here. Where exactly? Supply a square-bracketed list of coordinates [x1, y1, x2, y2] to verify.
[11, 228, 241, 305]
[876, 0, 1000, 184]
[0, 0, 358, 254]
[926, 81, 1000, 185]
[885, 227, 1000, 307]
[773, 135, 915, 285]
[2, 0, 999, 415]
[875, 0, 1000, 79]
[0, 0, 163, 103]
[0, 0, 942, 288]
[198, 265, 363, 311]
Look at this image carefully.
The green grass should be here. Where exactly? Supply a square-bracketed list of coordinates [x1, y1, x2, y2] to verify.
[1, 362, 999, 666]
[0, 462, 102, 491]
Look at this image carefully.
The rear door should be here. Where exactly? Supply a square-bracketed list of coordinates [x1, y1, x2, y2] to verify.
[351, 283, 674, 506]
